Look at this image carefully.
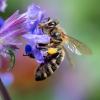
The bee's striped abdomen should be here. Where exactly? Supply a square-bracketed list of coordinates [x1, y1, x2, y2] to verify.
[35, 50, 64, 81]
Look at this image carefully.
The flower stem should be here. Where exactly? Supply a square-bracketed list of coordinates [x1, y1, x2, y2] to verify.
[0, 78, 11, 100]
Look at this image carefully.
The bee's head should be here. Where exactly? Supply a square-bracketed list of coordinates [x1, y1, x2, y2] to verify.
[47, 19, 59, 28]
[39, 17, 59, 29]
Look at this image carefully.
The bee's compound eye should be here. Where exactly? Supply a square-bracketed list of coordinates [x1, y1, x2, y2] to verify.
[48, 22, 56, 27]
[25, 44, 32, 54]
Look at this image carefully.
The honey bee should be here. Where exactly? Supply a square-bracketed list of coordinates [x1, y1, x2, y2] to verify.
[24, 17, 91, 81]
[34, 17, 92, 81]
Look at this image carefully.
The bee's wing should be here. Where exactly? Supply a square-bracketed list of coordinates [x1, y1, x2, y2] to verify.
[64, 35, 92, 55]
[63, 46, 75, 68]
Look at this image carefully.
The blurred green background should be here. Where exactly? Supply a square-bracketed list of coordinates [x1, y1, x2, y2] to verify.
[0, 0, 100, 100]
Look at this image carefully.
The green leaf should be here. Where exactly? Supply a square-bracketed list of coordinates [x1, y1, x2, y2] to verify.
[7, 48, 16, 71]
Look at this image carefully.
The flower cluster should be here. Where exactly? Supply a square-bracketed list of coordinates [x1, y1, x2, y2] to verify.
[0, 2, 51, 86]
[25, 4, 45, 34]
[0, 10, 27, 70]
[0, 0, 7, 12]
[23, 4, 50, 63]
[0, 1, 51, 69]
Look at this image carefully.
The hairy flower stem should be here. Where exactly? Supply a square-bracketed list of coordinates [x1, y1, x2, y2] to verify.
[0, 78, 11, 100]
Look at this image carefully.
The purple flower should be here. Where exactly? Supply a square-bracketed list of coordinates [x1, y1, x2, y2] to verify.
[0, 17, 4, 28]
[0, 10, 27, 69]
[0, 10, 26, 46]
[23, 34, 50, 63]
[0, 0, 7, 12]
[23, 4, 50, 63]
[0, 72, 14, 87]
[25, 4, 45, 34]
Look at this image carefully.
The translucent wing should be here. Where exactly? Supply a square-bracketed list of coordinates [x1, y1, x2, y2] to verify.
[63, 46, 75, 68]
[64, 34, 92, 55]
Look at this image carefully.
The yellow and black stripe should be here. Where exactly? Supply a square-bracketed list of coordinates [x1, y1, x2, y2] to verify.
[35, 50, 64, 81]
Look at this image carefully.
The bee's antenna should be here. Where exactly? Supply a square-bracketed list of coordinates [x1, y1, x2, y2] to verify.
[47, 17, 50, 21]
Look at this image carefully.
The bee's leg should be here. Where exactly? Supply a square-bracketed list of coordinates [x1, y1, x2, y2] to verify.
[36, 46, 48, 50]
[36, 43, 48, 50]
[23, 53, 35, 59]
[23, 54, 28, 56]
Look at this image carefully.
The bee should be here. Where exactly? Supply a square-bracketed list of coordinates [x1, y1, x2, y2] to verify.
[24, 18, 91, 81]
[34, 17, 92, 81]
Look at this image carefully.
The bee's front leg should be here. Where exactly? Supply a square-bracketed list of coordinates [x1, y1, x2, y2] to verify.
[36, 43, 48, 50]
